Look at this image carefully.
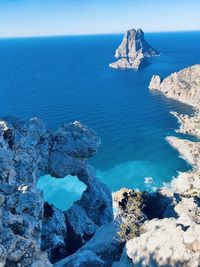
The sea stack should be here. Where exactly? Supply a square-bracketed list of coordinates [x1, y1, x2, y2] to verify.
[109, 28, 160, 70]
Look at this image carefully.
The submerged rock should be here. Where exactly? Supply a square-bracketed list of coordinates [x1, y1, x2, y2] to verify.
[109, 28, 160, 70]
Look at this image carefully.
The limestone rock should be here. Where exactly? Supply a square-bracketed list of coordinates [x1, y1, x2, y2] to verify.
[0, 117, 113, 266]
[149, 64, 200, 106]
[65, 203, 98, 252]
[110, 28, 160, 70]
[41, 203, 68, 263]
[48, 121, 101, 178]
[55, 221, 122, 267]
[115, 28, 159, 59]
[167, 136, 200, 167]
[171, 111, 200, 138]
[116, 218, 200, 267]
[54, 250, 106, 267]
[109, 51, 144, 70]
[149, 75, 162, 90]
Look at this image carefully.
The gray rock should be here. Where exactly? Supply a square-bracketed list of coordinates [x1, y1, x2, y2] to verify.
[149, 75, 162, 90]
[0, 194, 5, 206]
[41, 203, 68, 262]
[110, 28, 160, 70]
[56, 221, 122, 267]
[65, 203, 98, 252]
[149, 64, 200, 106]
[0, 117, 113, 266]
[115, 218, 200, 267]
[54, 250, 106, 267]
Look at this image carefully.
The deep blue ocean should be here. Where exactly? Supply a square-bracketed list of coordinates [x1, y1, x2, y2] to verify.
[0, 32, 200, 210]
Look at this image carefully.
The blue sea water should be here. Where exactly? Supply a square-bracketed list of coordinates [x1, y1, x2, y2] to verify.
[0, 31, 200, 210]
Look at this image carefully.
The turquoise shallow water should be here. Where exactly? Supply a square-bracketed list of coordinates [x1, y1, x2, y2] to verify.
[0, 32, 200, 210]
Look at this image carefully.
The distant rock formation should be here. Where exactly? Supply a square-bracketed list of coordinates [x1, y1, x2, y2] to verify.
[109, 28, 160, 70]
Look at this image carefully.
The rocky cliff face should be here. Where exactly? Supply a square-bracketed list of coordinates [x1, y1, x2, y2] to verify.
[109, 28, 160, 70]
[149, 64, 200, 106]
[0, 118, 113, 266]
[113, 65, 200, 267]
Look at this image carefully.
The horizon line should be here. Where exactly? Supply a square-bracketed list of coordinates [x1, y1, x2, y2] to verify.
[0, 29, 200, 40]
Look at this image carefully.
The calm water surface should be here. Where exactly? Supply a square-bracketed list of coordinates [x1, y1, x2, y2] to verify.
[0, 32, 199, 209]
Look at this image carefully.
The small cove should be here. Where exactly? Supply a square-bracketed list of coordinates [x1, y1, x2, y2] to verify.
[0, 31, 200, 209]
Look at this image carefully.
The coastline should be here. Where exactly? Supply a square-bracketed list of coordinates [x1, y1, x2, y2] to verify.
[149, 64, 200, 196]
[113, 64, 200, 267]
[0, 63, 200, 266]
[166, 107, 200, 196]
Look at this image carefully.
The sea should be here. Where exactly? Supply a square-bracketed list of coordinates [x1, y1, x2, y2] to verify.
[0, 31, 200, 210]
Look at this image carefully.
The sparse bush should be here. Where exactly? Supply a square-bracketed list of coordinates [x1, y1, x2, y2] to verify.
[114, 189, 146, 242]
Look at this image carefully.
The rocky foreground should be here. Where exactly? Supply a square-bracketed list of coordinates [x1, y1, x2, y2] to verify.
[109, 28, 160, 70]
[0, 64, 200, 267]
[0, 119, 115, 266]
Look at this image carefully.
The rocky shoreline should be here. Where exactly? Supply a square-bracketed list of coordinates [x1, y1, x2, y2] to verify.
[0, 64, 200, 266]
[0, 119, 115, 266]
[112, 64, 200, 266]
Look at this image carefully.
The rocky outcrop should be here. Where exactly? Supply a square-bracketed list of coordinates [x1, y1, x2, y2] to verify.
[113, 65, 200, 267]
[149, 75, 162, 90]
[109, 51, 145, 70]
[0, 117, 113, 266]
[149, 64, 200, 106]
[55, 221, 122, 267]
[170, 111, 200, 137]
[116, 216, 200, 267]
[109, 28, 160, 70]
[167, 136, 200, 167]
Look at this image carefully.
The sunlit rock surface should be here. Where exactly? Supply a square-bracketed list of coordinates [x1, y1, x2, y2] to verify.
[109, 28, 160, 70]
[149, 64, 200, 106]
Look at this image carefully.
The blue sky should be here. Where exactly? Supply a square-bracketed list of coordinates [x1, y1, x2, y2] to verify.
[0, 0, 200, 37]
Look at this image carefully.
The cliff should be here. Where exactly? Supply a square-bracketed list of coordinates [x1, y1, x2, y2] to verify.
[149, 64, 200, 106]
[0, 118, 114, 266]
[109, 28, 160, 70]
[112, 64, 200, 267]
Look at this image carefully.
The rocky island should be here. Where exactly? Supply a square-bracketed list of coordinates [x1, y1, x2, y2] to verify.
[109, 28, 160, 70]
[0, 64, 200, 267]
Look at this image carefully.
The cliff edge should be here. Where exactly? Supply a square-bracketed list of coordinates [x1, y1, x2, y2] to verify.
[113, 65, 200, 267]
[0, 118, 114, 266]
